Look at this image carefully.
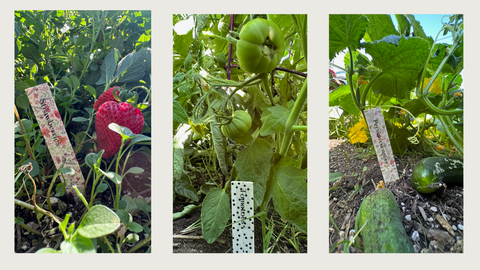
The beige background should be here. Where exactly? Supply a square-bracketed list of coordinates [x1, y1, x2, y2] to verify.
[3, 2, 477, 270]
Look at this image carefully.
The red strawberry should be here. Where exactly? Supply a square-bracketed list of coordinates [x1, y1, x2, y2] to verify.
[94, 86, 121, 111]
[95, 101, 144, 158]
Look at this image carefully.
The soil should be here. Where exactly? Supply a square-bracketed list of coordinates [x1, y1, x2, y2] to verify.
[173, 165, 308, 253]
[173, 202, 307, 253]
[329, 139, 464, 253]
[14, 149, 151, 253]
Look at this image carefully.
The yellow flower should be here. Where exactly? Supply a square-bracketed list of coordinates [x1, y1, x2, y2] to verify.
[423, 77, 442, 95]
[357, 75, 368, 87]
[348, 118, 368, 144]
[454, 91, 463, 98]
[436, 144, 445, 151]
[376, 181, 385, 189]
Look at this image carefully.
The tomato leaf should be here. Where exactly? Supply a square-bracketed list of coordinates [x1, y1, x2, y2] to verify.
[236, 138, 273, 207]
[201, 188, 230, 244]
[271, 156, 307, 233]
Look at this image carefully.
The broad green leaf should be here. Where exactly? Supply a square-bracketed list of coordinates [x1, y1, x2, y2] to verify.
[116, 48, 148, 83]
[84, 85, 97, 99]
[402, 99, 433, 117]
[70, 75, 80, 91]
[235, 138, 273, 206]
[210, 117, 229, 177]
[201, 188, 230, 244]
[329, 85, 360, 116]
[173, 142, 184, 182]
[62, 76, 72, 89]
[329, 14, 369, 61]
[108, 123, 134, 141]
[362, 36, 430, 99]
[95, 183, 108, 193]
[116, 209, 132, 225]
[95, 49, 120, 85]
[125, 167, 144, 174]
[271, 156, 307, 233]
[135, 197, 150, 216]
[129, 134, 151, 145]
[101, 170, 122, 185]
[85, 150, 104, 170]
[72, 117, 88, 122]
[173, 29, 193, 58]
[329, 172, 344, 182]
[173, 99, 189, 125]
[127, 222, 144, 233]
[195, 14, 209, 39]
[365, 14, 399, 41]
[260, 105, 290, 136]
[395, 14, 411, 36]
[173, 173, 199, 202]
[406, 14, 428, 40]
[16, 94, 30, 111]
[55, 183, 66, 196]
[60, 234, 96, 253]
[77, 205, 121, 238]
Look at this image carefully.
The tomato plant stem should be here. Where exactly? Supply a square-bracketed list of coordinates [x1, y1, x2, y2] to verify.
[279, 77, 307, 156]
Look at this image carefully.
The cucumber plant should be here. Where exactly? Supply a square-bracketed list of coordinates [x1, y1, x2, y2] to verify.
[329, 14, 463, 158]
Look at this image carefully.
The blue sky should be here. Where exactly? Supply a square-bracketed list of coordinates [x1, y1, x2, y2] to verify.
[390, 14, 454, 44]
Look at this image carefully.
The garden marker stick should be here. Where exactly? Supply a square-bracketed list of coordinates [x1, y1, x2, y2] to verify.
[25, 83, 85, 195]
[364, 107, 399, 183]
[231, 181, 255, 253]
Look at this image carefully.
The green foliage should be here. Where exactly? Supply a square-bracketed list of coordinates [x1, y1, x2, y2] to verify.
[173, 14, 307, 252]
[329, 14, 463, 158]
[15, 10, 152, 253]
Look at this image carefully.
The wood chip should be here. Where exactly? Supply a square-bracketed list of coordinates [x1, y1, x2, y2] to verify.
[436, 214, 455, 236]
[418, 206, 428, 221]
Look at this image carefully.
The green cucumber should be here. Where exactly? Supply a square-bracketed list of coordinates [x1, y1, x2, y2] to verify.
[357, 188, 414, 253]
[411, 157, 463, 194]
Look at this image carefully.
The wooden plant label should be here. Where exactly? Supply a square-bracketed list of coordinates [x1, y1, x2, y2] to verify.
[25, 83, 85, 195]
[364, 107, 399, 183]
[231, 181, 254, 253]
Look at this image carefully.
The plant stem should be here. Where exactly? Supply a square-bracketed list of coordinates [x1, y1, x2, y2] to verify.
[261, 73, 275, 106]
[279, 77, 307, 156]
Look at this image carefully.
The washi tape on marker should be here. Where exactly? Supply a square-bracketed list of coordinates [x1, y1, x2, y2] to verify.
[364, 107, 399, 183]
[231, 181, 254, 253]
[25, 83, 86, 195]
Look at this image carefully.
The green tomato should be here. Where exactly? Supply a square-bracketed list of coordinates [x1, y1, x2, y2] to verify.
[221, 110, 252, 139]
[236, 18, 285, 74]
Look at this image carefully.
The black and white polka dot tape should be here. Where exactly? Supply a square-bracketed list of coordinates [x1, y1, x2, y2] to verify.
[231, 181, 254, 253]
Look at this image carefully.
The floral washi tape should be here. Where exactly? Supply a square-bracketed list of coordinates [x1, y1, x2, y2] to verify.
[231, 181, 254, 253]
[25, 83, 85, 195]
[364, 107, 399, 183]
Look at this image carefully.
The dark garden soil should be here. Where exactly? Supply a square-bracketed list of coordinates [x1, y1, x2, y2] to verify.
[173, 169, 308, 253]
[329, 139, 464, 253]
[14, 150, 151, 253]
[173, 202, 307, 253]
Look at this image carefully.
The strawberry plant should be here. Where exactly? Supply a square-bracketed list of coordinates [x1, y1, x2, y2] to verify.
[329, 14, 463, 158]
[173, 14, 307, 253]
[14, 10, 151, 253]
